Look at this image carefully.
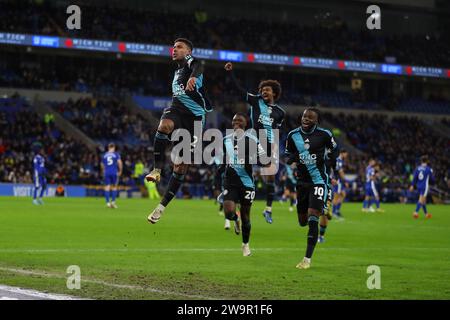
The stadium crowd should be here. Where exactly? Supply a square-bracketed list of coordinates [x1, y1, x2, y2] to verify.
[0, 0, 449, 67]
[51, 97, 154, 146]
[0, 97, 151, 187]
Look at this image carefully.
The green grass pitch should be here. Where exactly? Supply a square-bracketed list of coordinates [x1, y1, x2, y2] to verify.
[0, 196, 449, 300]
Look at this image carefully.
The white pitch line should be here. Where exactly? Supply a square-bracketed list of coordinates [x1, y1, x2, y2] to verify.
[0, 247, 448, 254]
[0, 247, 297, 253]
[0, 267, 218, 300]
[0, 284, 82, 300]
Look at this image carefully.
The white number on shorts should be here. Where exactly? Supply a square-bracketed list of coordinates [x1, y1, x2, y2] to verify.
[314, 187, 324, 197]
[245, 191, 256, 200]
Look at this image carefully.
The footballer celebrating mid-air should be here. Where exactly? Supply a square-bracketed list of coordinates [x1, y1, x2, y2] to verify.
[285, 107, 339, 269]
[224, 62, 285, 224]
[146, 38, 213, 224]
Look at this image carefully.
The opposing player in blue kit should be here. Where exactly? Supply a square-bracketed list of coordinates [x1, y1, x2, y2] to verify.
[362, 159, 383, 213]
[101, 143, 123, 209]
[410, 155, 435, 219]
[332, 149, 349, 218]
[32, 147, 47, 205]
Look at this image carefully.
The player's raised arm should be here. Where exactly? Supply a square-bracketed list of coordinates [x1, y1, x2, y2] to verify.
[186, 57, 203, 91]
[224, 62, 250, 101]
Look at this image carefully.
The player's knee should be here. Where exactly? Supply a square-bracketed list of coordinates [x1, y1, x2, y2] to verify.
[158, 120, 174, 134]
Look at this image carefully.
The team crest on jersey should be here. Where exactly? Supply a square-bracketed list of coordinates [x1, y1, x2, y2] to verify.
[304, 143, 310, 150]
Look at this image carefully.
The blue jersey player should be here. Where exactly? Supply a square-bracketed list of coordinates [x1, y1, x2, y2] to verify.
[32, 148, 47, 205]
[410, 155, 435, 219]
[101, 143, 123, 209]
[332, 149, 349, 218]
[362, 159, 384, 212]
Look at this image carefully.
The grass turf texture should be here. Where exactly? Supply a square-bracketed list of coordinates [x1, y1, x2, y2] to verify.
[0, 197, 449, 300]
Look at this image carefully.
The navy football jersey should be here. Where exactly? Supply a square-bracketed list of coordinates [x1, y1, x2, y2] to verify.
[171, 55, 212, 116]
[221, 132, 266, 189]
[246, 93, 285, 143]
[285, 126, 338, 185]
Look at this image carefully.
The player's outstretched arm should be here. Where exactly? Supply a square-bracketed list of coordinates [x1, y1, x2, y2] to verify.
[224, 62, 249, 101]
[186, 59, 204, 91]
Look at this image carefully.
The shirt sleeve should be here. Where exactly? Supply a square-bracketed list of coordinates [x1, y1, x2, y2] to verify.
[326, 133, 339, 170]
[285, 134, 298, 164]
[189, 58, 204, 78]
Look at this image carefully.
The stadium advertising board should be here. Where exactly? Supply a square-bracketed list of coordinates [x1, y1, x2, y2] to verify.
[0, 32, 449, 79]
